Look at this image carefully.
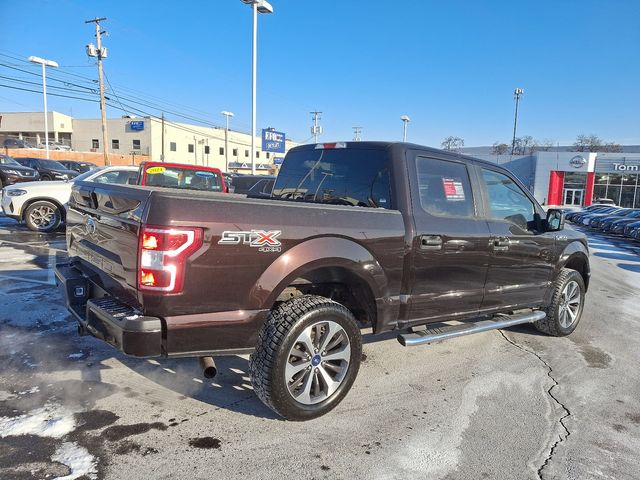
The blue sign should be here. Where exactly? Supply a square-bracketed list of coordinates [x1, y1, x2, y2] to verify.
[262, 129, 286, 153]
[129, 121, 145, 131]
[273, 157, 284, 165]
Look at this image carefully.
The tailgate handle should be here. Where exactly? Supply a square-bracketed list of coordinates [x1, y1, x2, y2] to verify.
[420, 235, 443, 250]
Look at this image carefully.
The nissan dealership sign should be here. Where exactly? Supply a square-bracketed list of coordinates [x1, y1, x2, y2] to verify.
[613, 163, 639, 172]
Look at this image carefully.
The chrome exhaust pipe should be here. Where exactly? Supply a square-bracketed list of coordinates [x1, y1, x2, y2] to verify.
[199, 356, 217, 379]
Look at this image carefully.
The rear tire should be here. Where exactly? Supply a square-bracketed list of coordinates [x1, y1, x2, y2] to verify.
[24, 200, 62, 233]
[534, 268, 585, 336]
[249, 295, 362, 421]
[40, 175, 51, 181]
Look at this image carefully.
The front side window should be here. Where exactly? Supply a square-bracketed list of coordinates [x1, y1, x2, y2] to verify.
[415, 157, 475, 217]
[272, 148, 392, 209]
[481, 168, 536, 231]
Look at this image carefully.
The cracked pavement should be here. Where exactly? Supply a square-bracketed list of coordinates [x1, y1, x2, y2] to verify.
[1, 215, 639, 479]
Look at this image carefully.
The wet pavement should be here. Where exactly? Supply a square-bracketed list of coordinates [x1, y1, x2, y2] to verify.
[0, 215, 639, 479]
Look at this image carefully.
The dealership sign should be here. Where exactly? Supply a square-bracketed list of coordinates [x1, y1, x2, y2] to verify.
[129, 121, 144, 131]
[569, 155, 587, 168]
[262, 129, 286, 153]
[613, 163, 639, 172]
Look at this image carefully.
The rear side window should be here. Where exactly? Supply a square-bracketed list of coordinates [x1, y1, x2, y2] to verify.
[416, 157, 475, 217]
[144, 166, 223, 192]
[272, 148, 392, 209]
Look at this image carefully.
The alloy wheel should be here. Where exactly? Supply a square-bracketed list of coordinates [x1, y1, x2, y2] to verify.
[285, 320, 351, 405]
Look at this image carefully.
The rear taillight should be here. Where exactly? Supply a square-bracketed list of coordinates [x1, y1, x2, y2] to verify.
[138, 226, 203, 293]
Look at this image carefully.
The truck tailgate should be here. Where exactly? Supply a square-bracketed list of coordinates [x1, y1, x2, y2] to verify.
[66, 181, 152, 307]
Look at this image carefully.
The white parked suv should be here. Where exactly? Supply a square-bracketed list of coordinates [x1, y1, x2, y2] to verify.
[1, 166, 138, 233]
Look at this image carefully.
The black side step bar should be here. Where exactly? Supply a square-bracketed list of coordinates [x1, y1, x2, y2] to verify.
[397, 310, 547, 347]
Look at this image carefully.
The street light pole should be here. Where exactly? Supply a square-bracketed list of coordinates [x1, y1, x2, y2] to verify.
[400, 115, 410, 142]
[241, 0, 273, 174]
[28, 56, 58, 159]
[221, 111, 234, 172]
[511, 87, 524, 155]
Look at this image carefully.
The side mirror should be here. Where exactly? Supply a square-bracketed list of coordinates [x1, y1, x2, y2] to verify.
[546, 208, 565, 232]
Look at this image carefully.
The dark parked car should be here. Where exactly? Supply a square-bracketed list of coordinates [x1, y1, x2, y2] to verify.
[3, 138, 35, 149]
[14, 157, 79, 181]
[58, 160, 98, 174]
[0, 154, 40, 187]
[601, 210, 640, 233]
[246, 176, 276, 198]
[57, 141, 589, 420]
[230, 174, 275, 195]
[588, 208, 632, 229]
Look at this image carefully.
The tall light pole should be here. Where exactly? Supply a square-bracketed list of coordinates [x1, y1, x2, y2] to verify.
[28, 56, 58, 159]
[511, 87, 524, 155]
[241, 0, 273, 174]
[400, 115, 410, 142]
[221, 110, 234, 172]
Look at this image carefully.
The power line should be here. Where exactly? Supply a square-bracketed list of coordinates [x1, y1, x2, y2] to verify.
[0, 83, 99, 102]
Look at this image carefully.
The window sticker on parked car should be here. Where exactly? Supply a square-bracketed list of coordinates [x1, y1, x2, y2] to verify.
[146, 166, 166, 174]
[442, 177, 466, 201]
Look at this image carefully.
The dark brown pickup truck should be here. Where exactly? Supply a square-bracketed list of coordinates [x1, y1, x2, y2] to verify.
[56, 141, 590, 420]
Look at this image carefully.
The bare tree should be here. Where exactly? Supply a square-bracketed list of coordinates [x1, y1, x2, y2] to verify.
[491, 142, 509, 155]
[441, 136, 465, 151]
[574, 134, 622, 152]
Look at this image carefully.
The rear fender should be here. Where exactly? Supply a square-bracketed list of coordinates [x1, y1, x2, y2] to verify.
[247, 237, 388, 311]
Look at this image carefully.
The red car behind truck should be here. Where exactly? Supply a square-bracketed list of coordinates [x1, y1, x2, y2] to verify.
[56, 142, 590, 420]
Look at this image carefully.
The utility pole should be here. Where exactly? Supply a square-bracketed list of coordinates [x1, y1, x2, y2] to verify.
[352, 126, 362, 142]
[85, 17, 110, 166]
[221, 111, 234, 172]
[310, 111, 323, 143]
[511, 87, 524, 155]
[161, 113, 165, 162]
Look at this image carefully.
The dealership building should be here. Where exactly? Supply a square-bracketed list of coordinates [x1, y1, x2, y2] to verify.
[474, 151, 640, 208]
[0, 111, 297, 172]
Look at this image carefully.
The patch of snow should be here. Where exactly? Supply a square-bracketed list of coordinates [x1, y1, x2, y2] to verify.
[0, 390, 16, 401]
[52, 442, 97, 480]
[0, 403, 76, 438]
[17, 386, 40, 395]
[125, 314, 140, 320]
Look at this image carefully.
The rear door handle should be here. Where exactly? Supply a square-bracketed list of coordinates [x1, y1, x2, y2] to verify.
[444, 239, 473, 251]
[493, 237, 510, 251]
[420, 235, 443, 250]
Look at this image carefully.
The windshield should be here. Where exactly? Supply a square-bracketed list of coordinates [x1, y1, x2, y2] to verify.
[38, 159, 67, 170]
[0, 155, 20, 166]
[143, 165, 223, 192]
[74, 167, 105, 182]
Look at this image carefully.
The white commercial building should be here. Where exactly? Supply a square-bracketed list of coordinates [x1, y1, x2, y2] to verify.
[1, 111, 297, 172]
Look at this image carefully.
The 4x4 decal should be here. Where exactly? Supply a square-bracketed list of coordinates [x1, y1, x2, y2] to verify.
[218, 230, 282, 252]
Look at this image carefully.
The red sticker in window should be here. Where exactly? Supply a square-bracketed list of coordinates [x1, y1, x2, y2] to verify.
[442, 178, 466, 201]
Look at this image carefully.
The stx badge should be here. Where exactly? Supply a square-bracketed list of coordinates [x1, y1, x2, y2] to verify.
[218, 230, 282, 252]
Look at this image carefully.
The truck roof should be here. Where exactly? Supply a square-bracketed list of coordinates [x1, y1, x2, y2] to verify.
[290, 141, 495, 167]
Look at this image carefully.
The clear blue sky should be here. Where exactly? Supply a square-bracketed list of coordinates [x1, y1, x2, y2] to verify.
[0, 0, 638, 146]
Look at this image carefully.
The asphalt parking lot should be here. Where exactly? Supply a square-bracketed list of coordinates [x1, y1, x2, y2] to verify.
[0, 215, 639, 480]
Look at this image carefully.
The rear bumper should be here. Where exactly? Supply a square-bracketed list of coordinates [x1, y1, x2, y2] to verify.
[55, 262, 267, 358]
[55, 263, 162, 357]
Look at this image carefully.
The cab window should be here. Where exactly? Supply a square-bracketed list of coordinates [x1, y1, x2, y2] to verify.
[415, 157, 475, 217]
[481, 168, 536, 231]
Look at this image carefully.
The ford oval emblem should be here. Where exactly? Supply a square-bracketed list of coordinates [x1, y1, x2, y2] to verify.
[85, 217, 97, 235]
